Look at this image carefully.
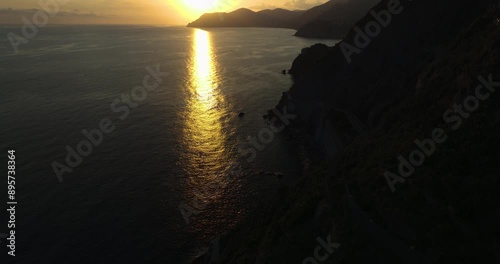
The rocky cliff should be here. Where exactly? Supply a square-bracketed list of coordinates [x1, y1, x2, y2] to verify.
[283, 0, 497, 157]
[206, 0, 500, 263]
[294, 0, 379, 38]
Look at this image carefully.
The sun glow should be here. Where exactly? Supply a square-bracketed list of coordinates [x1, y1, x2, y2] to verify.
[177, 0, 240, 21]
[183, 0, 218, 11]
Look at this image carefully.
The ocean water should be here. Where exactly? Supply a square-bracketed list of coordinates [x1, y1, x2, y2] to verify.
[0, 25, 338, 263]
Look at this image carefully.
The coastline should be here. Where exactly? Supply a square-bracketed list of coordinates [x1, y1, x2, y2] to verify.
[193, 1, 500, 263]
[191, 114, 331, 264]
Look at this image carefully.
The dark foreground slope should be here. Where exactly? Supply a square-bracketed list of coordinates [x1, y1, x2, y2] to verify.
[199, 0, 500, 263]
[294, 0, 379, 38]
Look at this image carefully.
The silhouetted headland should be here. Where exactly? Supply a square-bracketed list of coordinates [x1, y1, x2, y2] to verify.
[187, 0, 379, 39]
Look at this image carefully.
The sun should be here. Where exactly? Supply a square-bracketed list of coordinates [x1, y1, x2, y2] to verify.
[183, 0, 218, 11]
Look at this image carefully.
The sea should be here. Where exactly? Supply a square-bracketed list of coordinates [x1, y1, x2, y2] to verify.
[0, 25, 338, 263]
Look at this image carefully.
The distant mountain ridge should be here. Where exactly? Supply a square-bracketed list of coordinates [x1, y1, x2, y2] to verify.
[187, 8, 303, 29]
[187, 0, 379, 39]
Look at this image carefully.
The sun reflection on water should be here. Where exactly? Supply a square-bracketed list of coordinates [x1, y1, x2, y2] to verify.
[181, 29, 232, 200]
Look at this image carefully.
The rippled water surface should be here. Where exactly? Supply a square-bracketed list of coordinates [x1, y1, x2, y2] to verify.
[0, 25, 338, 263]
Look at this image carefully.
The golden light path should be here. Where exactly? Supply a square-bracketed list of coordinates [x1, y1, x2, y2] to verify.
[181, 29, 233, 207]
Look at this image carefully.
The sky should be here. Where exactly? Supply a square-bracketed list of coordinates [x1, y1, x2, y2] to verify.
[0, 0, 328, 25]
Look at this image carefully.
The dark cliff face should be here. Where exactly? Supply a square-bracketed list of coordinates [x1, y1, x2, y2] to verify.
[210, 0, 500, 263]
[284, 0, 497, 157]
[337, 10, 500, 261]
[294, 20, 353, 39]
[294, 0, 380, 39]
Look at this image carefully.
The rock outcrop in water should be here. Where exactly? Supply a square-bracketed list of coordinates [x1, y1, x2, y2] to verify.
[202, 0, 500, 263]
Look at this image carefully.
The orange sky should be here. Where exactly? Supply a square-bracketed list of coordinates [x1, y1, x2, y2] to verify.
[0, 0, 327, 25]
